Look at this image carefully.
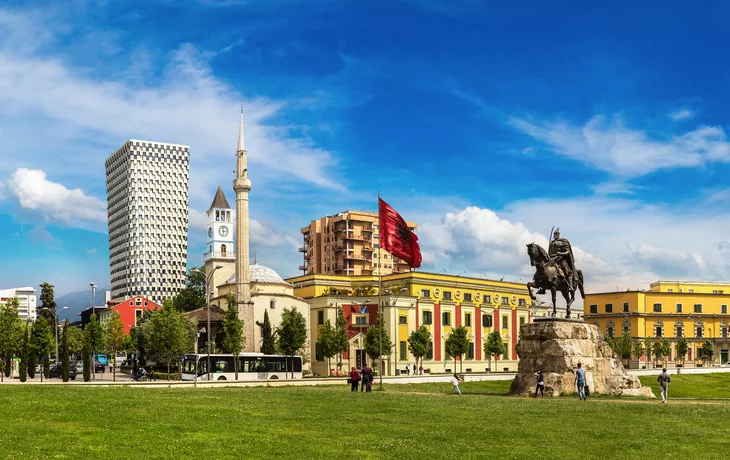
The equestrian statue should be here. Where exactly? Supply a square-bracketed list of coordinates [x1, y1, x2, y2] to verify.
[526, 227, 585, 318]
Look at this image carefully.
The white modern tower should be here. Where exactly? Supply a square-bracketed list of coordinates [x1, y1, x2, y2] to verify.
[233, 108, 255, 351]
[105, 139, 190, 304]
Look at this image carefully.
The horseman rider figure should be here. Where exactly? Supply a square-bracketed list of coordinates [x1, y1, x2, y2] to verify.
[538, 228, 576, 295]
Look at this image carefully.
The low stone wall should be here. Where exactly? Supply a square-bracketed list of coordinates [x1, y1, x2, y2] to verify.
[510, 319, 654, 398]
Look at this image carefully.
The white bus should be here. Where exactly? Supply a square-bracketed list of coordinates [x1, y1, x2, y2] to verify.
[181, 353, 303, 381]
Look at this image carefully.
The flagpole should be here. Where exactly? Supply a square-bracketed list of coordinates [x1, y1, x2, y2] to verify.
[378, 191, 384, 391]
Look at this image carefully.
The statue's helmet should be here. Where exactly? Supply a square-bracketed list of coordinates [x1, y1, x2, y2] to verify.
[553, 228, 560, 239]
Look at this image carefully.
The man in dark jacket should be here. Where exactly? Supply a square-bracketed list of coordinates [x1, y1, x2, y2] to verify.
[361, 364, 373, 392]
[657, 368, 671, 403]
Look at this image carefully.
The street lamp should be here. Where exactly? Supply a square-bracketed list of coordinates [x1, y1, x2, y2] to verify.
[206, 265, 224, 381]
[90, 282, 97, 381]
[40, 306, 68, 363]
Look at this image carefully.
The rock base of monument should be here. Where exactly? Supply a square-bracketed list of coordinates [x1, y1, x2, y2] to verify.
[510, 320, 654, 398]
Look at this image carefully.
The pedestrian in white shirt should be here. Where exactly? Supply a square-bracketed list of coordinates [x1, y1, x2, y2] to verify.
[451, 373, 463, 395]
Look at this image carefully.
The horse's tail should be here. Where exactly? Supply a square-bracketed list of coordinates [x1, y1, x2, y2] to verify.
[577, 270, 585, 299]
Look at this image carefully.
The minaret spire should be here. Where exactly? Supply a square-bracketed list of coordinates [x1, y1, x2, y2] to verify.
[237, 104, 245, 152]
[233, 106, 254, 351]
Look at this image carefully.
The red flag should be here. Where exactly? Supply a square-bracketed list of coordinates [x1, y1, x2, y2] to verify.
[378, 197, 422, 269]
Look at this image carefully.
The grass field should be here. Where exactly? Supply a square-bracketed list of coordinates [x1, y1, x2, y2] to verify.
[639, 372, 730, 399]
[1, 376, 729, 459]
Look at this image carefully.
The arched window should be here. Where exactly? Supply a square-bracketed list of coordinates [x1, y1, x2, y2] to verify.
[270, 299, 276, 309]
[606, 320, 615, 338]
[221, 244, 227, 257]
[622, 319, 630, 335]
[674, 321, 684, 338]
[721, 321, 728, 338]
[694, 321, 704, 338]
[654, 320, 664, 338]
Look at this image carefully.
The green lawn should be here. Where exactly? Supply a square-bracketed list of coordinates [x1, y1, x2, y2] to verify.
[639, 372, 730, 399]
[1, 379, 729, 459]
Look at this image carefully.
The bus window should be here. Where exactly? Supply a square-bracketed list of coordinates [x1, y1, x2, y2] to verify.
[214, 359, 231, 373]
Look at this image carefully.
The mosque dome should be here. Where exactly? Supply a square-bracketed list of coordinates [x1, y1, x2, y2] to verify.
[225, 264, 290, 286]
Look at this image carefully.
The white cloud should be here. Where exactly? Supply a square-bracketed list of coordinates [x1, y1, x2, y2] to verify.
[625, 243, 706, 278]
[0, 6, 343, 215]
[189, 207, 297, 248]
[508, 114, 730, 178]
[414, 191, 730, 304]
[86, 248, 98, 255]
[669, 108, 693, 121]
[6, 168, 106, 225]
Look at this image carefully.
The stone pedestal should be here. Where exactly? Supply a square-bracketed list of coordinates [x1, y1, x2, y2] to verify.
[510, 319, 654, 398]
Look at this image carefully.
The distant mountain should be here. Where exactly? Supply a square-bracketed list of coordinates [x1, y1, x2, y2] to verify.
[55, 288, 110, 322]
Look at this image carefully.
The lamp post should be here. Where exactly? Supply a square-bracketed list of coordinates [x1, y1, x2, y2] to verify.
[205, 265, 224, 381]
[384, 287, 408, 378]
[40, 306, 68, 363]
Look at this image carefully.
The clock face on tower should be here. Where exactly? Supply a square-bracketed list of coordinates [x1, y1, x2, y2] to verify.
[219, 226, 229, 237]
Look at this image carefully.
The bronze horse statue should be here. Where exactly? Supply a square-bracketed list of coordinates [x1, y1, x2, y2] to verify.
[526, 242, 585, 318]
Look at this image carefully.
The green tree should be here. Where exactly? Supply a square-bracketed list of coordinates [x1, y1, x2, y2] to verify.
[484, 331, 506, 373]
[65, 326, 85, 358]
[104, 311, 126, 382]
[615, 330, 632, 360]
[408, 325, 431, 374]
[32, 317, 54, 379]
[645, 337, 654, 364]
[222, 300, 244, 380]
[256, 309, 276, 354]
[0, 298, 23, 381]
[652, 339, 671, 362]
[145, 303, 197, 379]
[445, 326, 469, 374]
[276, 307, 308, 379]
[316, 320, 339, 375]
[27, 326, 37, 379]
[38, 282, 57, 334]
[700, 340, 715, 361]
[172, 266, 207, 312]
[82, 342, 91, 382]
[60, 320, 70, 382]
[675, 336, 688, 363]
[334, 306, 349, 367]
[364, 310, 394, 373]
[633, 340, 645, 360]
[84, 313, 104, 381]
[19, 324, 29, 382]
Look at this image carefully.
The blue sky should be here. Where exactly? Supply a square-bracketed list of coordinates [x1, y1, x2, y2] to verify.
[3, 0, 730, 298]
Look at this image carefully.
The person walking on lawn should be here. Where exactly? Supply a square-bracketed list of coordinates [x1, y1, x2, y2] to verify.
[361, 363, 373, 392]
[574, 362, 587, 401]
[349, 367, 360, 392]
[657, 368, 671, 403]
[535, 370, 545, 398]
[451, 373, 463, 395]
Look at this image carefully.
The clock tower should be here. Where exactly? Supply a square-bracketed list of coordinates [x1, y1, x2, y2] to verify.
[203, 186, 235, 299]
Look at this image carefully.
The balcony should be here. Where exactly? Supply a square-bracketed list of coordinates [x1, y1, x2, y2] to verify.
[361, 227, 373, 233]
[333, 244, 348, 252]
[203, 250, 235, 260]
[362, 244, 373, 252]
[343, 234, 369, 241]
[344, 253, 370, 261]
[298, 246, 307, 253]
[298, 265, 307, 271]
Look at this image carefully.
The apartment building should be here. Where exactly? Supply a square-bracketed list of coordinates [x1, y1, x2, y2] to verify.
[0, 287, 37, 320]
[300, 211, 417, 276]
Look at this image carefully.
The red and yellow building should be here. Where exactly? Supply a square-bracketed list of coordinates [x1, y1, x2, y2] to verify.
[99, 295, 161, 334]
[287, 272, 543, 376]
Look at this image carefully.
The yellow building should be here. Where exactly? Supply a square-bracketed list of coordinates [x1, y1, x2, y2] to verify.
[287, 271, 543, 376]
[299, 210, 417, 276]
[584, 281, 730, 366]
